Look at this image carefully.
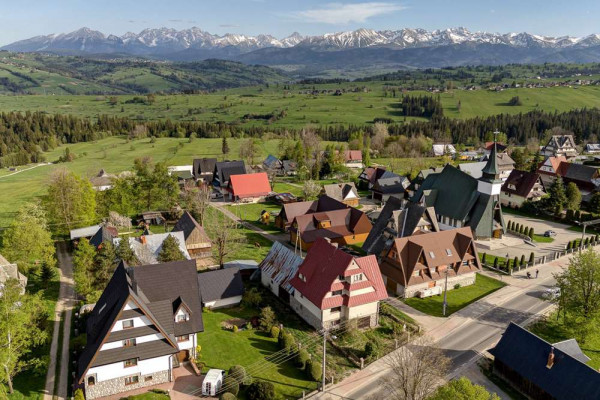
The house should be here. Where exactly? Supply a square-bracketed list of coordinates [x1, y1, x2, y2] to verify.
[344, 150, 363, 168]
[490, 323, 600, 400]
[226, 172, 272, 202]
[197, 268, 244, 309]
[192, 158, 217, 183]
[89, 169, 115, 191]
[213, 161, 246, 188]
[501, 170, 545, 208]
[70, 224, 103, 242]
[171, 212, 213, 267]
[76, 260, 203, 399]
[0, 254, 27, 294]
[378, 227, 481, 298]
[290, 205, 372, 251]
[282, 160, 297, 176]
[538, 156, 600, 201]
[322, 183, 360, 207]
[362, 197, 439, 256]
[167, 165, 194, 177]
[259, 242, 304, 303]
[89, 226, 119, 249]
[263, 155, 283, 174]
[432, 143, 456, 157]
[115, 232, 191, 265]
[411, 143, 506, 239]
[275, 196, 348, 231]
[358, 167, 390, 190]
[585, 143, 600, 154]
[541, 134, 578, 158]
[371, 173, 410, 203]
[289, 238, 387, 329]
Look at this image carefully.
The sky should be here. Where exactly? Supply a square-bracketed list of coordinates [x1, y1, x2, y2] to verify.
[0, 0, 599, 46]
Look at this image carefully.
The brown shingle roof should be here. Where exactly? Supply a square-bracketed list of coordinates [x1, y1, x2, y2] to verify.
[502, 170, 543, 198]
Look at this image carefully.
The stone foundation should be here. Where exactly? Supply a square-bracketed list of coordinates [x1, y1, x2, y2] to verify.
[85, 369, 169, 399]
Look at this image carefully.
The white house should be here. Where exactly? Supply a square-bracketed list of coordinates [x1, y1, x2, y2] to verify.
[432, 144, 456, 157]
[76, 260, 203, 399]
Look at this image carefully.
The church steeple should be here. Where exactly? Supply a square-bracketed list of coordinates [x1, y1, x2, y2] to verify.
[481, 131, 502, 184]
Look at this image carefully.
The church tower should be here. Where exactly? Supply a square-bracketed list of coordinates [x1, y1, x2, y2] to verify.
[477, 131, 505, 238]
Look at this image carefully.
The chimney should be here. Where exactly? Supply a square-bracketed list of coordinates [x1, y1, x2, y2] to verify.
[546, 347, 555, 369]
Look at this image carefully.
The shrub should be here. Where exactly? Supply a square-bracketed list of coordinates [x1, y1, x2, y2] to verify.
[220, 393, 237, 400]
[278, 328, 285, 347]
[246, 380, 276, 400]
[149, 389, 168, 395]
[453, 283, 461, 290]
[482, 253, 487, 263]
[233, 325, 239, 333]
[528, 227, 534, 239]
[223, 376, 240, 396]
[270, 326, 280, 339]
[364, 341, 380, 360]
[584, 237, 590, 246]
[283, 333, 296, 354]
[246, 322, 252, 330]
[513, 257, 518, 268]
[259, 306, 276, 332]
[243, 287, 262, 308]
[520, 254, 525, 266]
[519, 225, 525, 234]
[296, 348, 310, 369]
[507, 220, 512, 230]
[493, 257, 498, 268]
[508, 96, 522, 106]
[529, 252, 535, 264]
[567, 241, 572, 250]
[228, 365, 248, 386]
[74, 389, 85, 400]
[307, 359, 323, 381]
[515, 223, 521, 233]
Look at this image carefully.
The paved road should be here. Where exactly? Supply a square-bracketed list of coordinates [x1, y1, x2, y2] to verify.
[0, 162, 52, 180]
[43, 242, 76, 400]
[313, 260, 568, 400]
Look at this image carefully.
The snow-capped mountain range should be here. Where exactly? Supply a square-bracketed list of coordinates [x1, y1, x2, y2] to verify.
[3, 26, 600, 55]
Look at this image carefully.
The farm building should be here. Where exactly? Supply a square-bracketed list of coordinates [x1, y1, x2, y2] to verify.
[259, 242, 303, 303]
[197, 268, 244, 309]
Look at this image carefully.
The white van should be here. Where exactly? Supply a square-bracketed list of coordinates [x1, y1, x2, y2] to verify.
[202, 369, 225, 396]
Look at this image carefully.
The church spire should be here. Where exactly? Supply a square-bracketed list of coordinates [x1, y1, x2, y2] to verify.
[481, 131, 501, 183]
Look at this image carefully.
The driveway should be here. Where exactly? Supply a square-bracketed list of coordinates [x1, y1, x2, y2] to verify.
[483, 213, 581, 259]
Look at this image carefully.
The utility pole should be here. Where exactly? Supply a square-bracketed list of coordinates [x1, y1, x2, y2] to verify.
[321, 328, 327, 392]
[442, 268, 449, 317]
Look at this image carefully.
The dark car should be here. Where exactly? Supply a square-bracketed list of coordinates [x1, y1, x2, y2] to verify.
[544, 230, 557, 237]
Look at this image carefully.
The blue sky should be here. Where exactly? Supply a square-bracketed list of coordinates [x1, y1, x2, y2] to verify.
[0, 0, 598, 45]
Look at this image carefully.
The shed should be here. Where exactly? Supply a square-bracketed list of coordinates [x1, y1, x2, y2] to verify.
[70, 224, 103, 241]
[198, 268, 244, 309]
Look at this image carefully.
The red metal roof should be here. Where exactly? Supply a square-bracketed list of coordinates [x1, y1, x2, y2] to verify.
[228, 172, 272, 199]
[344, 150, 363, 162]
[289, 239, 386, 310]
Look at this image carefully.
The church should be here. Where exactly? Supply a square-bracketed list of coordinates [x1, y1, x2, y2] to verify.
[411, 140, 506, 239]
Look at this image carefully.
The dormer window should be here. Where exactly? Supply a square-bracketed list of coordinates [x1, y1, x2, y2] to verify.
[338, 275, 345, 281]
[429, 251, 435, 259]
[445, 249, 452, 256]
[352, 274, 363, 282]
[176, 313, 189, 323]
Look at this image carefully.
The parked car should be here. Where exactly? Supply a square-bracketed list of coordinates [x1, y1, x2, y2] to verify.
[544, 230, 557, 237]
[542, 287, 560, 300]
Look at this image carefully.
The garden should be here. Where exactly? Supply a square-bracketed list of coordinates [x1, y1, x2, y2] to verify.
[403, 273, 506, 317]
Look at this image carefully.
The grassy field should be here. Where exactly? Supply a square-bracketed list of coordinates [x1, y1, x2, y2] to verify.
[530, 313, 600, 370]
[0, 84, 598, 128]
[198, 306, 318, 399]
[227, 202, 283, 235]
[403, 273, 506, 317]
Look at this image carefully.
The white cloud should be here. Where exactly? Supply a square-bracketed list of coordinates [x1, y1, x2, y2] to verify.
[292, 2, 405, 25]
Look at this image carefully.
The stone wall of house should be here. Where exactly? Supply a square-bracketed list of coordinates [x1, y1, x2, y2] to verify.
[85, 370, 169, 399]
[290, 295, 322, 330]
[403, 273, 476, 299]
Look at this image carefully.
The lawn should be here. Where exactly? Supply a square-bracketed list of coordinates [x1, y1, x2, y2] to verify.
[530, 312, 600, 370]
[226, 202, 283, 235]
[532, 234, 555, 243]
[126, 393, 170, 400]
[403, 273, 506, 317]
[198, 307, 318, 399]
[272, 182, 303, 197]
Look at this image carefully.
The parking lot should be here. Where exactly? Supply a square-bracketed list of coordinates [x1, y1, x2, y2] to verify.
[483, 213, 583, 259]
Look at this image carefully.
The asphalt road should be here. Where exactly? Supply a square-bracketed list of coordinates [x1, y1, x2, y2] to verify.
[346, 275, 556, 400]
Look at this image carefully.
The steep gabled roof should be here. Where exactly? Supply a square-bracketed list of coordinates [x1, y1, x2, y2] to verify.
[214, 160, 246, 184]
[563, 163, 598, 183]
[293, 207, 372, 244]
[193, 158, 217, 179]
[502, 170, 543, 198]
[228, 172, 272, 198]
[197, 267, 244, 302]
[344, 150, 363, 162]
[372, 174, 409, 194]
[89, 226, 118, 248]
[172, 211, 210, 243]
[289, 239, 386, 309]
[118, 232, 191, 265]
[323, 182, 358, 201]
[263, 155, 282, 169]
[279, 196, 348, 226]
[259, 242, 303, 295]
[359, 167, 389, 185]
[490, 323, 600, 400]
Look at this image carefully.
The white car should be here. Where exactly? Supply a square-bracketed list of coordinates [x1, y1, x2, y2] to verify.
[542, 287, 560, 300]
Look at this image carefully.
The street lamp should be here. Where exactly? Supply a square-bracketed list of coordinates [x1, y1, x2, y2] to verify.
[442, 268, 449, 317]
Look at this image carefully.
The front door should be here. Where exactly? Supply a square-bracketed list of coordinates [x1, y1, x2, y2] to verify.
[176, 350, 189, 364]
[386, 278, 397, 294]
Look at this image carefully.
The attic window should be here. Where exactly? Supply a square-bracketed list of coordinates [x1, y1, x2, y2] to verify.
[429, 251, 435, 259]
[445, 249, 452, 256]
[122, 319, 134, 330]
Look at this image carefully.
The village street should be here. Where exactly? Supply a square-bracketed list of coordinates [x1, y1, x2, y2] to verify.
[311, 258, 569, 400]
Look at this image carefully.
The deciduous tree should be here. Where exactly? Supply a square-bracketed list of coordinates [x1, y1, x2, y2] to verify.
[428, 377, 500, 400]
[73, 238, 96, 300]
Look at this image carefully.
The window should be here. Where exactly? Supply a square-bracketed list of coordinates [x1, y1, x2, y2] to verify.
[176, 314, 189, 323]
[413, 270, 420, 277]
[124, 375, 139, 385]
[445, 249, 452, 256]
[331, 290, 342, 296]
[429, 251, 435, 259]
[123, 338, 136, 348]
[87, 376, 96, 386]
[145, 376, 153, 382]
[124, 358, 138, 368]
[463, 261, 469, 266]
[338, 274, 345, 281]
[122, 319, 134, 330]
[330, 306, 342, 313]
[177, 335, 190, 342]
[352, 273, 363, 282]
